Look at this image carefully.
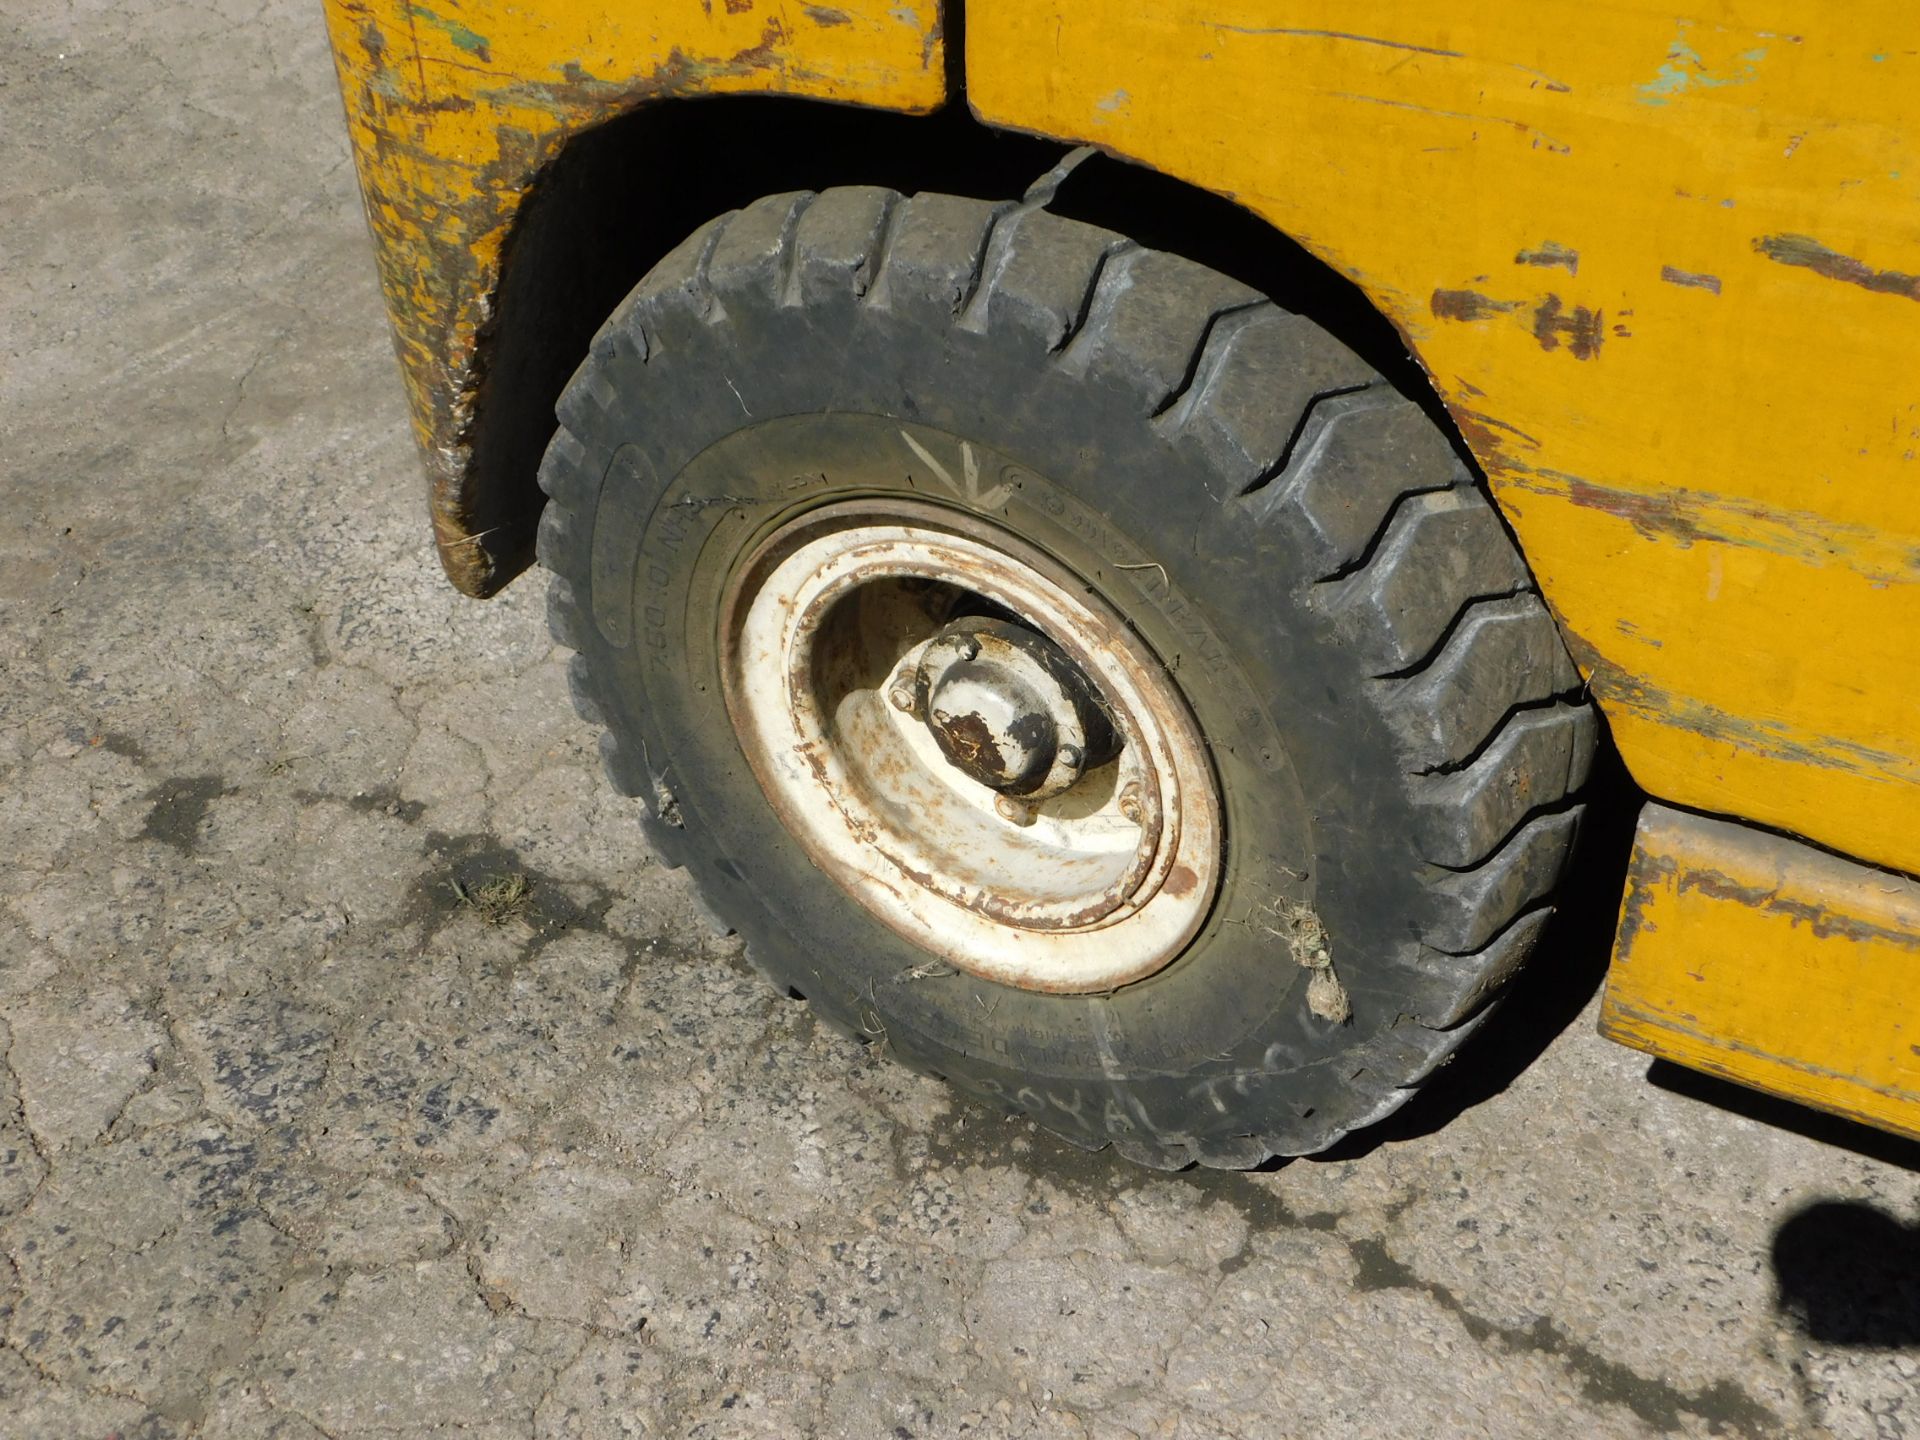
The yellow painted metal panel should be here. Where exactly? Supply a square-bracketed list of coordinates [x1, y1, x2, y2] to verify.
[321, 0, 944, 593]
[967, 2, 1920, 876]
[1601, 804, 1920, 1140]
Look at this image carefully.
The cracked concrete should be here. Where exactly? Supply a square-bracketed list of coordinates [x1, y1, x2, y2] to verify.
[3, 2, 1918, 1436]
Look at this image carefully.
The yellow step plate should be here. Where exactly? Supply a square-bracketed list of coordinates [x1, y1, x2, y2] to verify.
[1601, 804, 1920, 1141]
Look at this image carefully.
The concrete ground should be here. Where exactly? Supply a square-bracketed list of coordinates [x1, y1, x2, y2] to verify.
[5, 3, 1918, 1436]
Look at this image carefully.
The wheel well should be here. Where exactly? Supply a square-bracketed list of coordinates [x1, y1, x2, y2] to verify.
[474, 94, 1443, 593]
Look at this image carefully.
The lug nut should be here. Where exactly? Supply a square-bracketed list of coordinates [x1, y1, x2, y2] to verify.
[1058, 744, 1085, 772]
[1118, 785, 1144, 824]
[994, 795, 1035, 826]
[887, 682, 919, 715]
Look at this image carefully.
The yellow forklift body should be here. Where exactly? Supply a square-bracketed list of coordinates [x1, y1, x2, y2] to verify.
[320, 0, 946, 592]
[1603, 806, 1920, 1142]
[325, 1, 1920, 1139]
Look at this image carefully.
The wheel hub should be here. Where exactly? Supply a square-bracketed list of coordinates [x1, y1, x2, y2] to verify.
[906, 618, 1122, 799]
[720, 498, 1222, 994]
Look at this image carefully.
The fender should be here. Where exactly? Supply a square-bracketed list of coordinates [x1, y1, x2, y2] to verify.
[967, 1, 1920, 879]
[321, 0, 946, 595]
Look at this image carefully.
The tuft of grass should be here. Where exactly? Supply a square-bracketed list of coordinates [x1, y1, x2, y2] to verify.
[453, 872, 534, 927]
[1263, 897, 1352, 1024]
[1264, 898, 1331, 968]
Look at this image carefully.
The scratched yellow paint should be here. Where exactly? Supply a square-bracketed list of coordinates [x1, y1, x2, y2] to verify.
[1601, 806, 1920, 1140]
[968, 2, 1920, 877]
[321, 0, 943, 592]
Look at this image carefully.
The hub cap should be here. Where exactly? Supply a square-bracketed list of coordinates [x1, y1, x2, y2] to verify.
[911, 618, 1122, 800]
[720, 499, 1222, 993]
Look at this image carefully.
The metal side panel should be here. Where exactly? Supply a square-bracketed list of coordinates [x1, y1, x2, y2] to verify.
[966, 0, 1920, 880]
[1602, 803, 1920, 1141]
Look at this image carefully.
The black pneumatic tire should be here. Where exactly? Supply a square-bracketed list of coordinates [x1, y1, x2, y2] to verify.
[538, 187, 1596, 1167]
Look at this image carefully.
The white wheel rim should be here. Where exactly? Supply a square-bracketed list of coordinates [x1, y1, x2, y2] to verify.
[720, 500, 1221, 993]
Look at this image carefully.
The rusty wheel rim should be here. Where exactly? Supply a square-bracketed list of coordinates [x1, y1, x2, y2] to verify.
[719, 500, 1222, 994]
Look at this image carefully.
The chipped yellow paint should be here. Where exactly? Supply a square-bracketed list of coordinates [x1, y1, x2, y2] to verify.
[1602, 806, 1920, 1141]
[322, 0, 943, 594]
[968, 2, 1920, 877]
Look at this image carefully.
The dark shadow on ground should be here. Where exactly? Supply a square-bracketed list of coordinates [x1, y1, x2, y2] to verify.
[1772, 1199, 1920, 1347]
[1317, 737, 1641, 1161]
[1648, 1062, 1920, 1173]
